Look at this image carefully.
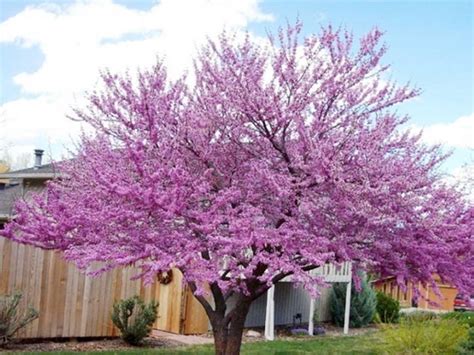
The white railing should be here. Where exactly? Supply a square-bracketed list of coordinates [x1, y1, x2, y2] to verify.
[280, 261, 352, 283]
[310, 261, 352, 283]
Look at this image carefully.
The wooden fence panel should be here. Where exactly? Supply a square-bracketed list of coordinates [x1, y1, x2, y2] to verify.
[373, 278, 457, 311]
[0, 237, 208, 338]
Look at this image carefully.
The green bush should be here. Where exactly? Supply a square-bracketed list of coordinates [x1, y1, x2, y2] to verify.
[458, 327, 474, 354]
[111, 295, 159, 345]
[0, 293, 39, 347]
[376, 292, 400, 323]
[442, 311, 474, 328]
[330, 274, 376, 328]
[379, 317, 468, 354]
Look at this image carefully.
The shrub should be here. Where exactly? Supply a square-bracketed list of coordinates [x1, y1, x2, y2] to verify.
[0, 293, 39, 347]
[401, 310, 438, 322]
[442, 311, 474, 328]
[458, 327, 474, 354]
[376, 292, 400, 323]
[111, 296, 159, 345]
[330, 274, 376, 328]
[379, 317, 468, 354]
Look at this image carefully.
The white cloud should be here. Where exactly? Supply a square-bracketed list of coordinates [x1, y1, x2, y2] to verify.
[413, 113, 474, 149]
[1, 95, 74, 141]
[445, 163, 474, 202]
[409, 113, 474, 199]
[0, 0, 273, 160]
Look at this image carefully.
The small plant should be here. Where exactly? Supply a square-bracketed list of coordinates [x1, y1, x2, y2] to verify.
[401, 310, 438, 322]
[376, 292, 400, 323]
[0, 293, 39, 347]
[458, 327, 474, 354]
[379, 317, 468, 354]
[111, 296, 158, 345]
[311, 308, 325, 335]
[330, 273, 377, 328]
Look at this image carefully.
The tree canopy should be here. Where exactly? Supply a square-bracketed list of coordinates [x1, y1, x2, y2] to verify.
[3, 22, 472, 354]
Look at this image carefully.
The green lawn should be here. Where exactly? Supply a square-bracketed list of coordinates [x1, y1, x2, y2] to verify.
[7, 333, 381, 355]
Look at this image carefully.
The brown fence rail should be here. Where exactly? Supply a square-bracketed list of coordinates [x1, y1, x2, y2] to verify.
[372, 276, 457, 311]
[0, 238, 208, 338]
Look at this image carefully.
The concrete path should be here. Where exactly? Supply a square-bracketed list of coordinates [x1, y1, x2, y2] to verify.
[151, 329, 213, 345]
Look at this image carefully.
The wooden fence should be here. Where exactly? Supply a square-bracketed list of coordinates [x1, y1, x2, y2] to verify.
[373, 276, 457, 311]
[0, 238, 209, 338]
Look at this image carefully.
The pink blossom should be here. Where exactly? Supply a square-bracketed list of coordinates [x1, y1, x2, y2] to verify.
[2, 22, 472, 354]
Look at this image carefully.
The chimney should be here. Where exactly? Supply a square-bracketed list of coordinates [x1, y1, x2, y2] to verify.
[34, 149, 44, 169]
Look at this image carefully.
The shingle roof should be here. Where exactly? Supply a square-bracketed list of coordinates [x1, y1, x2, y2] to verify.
[8, 163, 55, 174]
[0, 163, 58, 179]
[0, 161, 59, 220]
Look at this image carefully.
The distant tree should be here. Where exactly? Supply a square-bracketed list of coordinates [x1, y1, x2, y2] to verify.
[0, 163, 8, 175]
[0, 148, 31, 171]
[3, 23, 473, 355]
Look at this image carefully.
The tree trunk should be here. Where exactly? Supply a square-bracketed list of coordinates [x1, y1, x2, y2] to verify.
[188, 278, 272, 355]
[212, 322, 228, 355]
[209, 299, 252, 355]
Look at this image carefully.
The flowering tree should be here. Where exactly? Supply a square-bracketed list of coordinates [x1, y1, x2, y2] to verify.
[3, 23, 473, 354]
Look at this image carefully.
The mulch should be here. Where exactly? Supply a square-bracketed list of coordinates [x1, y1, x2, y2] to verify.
[0, 337, 180, 353]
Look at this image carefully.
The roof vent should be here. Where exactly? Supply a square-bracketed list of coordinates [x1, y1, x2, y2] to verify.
[34, 149, 44, 169]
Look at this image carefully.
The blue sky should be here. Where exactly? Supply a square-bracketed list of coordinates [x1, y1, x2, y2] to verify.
[0, 0, 472, 175]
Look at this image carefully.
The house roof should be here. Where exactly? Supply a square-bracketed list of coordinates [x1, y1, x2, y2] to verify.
[0, 183, 22, 220]
[0, 161, 59, 220]
[0, 163, 58, 179]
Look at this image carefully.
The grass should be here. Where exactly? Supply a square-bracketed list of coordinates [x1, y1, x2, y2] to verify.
[11, 313, 472, 355]
[379, 316, 469, 354]
[3, 332, 381, 354]
[6, 312, 473, 354]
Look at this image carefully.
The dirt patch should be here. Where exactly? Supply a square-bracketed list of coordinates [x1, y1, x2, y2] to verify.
[0, 336, 180, 353]
[151, 330, 213, 345]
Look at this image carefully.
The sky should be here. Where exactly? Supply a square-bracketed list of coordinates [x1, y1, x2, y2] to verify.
[0, 0, 472, 178]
